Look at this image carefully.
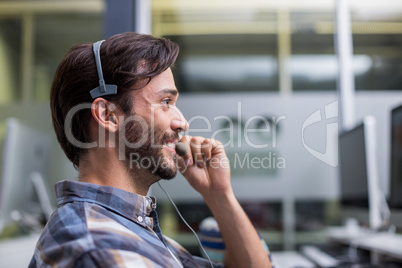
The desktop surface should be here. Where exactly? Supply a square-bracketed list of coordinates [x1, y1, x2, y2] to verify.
[355, 232, 402, 260]
[0, 233, 39, 267]
[271, 251, 315, 268]
[317, 227, 402, 267]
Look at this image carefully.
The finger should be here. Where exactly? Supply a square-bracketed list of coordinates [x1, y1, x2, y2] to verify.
[178, 136, 193, 166]
[190, 137, 205, 168]
[201, 139, 212, 161]
[210, 139, 225, 156]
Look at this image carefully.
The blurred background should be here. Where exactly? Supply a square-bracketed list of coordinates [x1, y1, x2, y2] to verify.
[1, 0, 402, 267]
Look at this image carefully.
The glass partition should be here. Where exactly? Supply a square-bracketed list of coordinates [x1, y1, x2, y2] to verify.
[152, 0, 402, 92]
[0, 0, 104, 103]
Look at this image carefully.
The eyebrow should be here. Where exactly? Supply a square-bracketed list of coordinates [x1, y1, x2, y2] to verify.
[161, 89, 178, 97]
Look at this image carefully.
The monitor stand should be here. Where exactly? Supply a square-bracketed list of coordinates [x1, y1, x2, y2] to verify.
[10, 173, 54, 233]
[30, 172, 54, 221]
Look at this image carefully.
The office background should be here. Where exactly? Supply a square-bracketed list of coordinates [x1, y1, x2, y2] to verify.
[1, 0, 402, 266]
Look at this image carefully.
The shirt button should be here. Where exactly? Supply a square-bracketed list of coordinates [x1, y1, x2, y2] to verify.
[137, 216, 143, 222]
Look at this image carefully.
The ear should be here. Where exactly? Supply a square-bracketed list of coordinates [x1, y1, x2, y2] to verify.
[91, 98, 119, 132]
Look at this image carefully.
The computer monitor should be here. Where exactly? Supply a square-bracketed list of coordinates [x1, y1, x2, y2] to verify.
[338, 116, 382, 230]
[390, 104, 402, 209]
[0, 118, 54, 233]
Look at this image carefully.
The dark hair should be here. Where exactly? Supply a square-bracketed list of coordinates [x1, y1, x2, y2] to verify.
[50, 32, 180, 168]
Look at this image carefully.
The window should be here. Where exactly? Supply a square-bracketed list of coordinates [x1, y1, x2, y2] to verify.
[0, 0, 104, 103]
[152, 0, 402, 92]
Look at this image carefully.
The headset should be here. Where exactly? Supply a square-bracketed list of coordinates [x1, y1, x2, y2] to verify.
[89, 40, 118, 99]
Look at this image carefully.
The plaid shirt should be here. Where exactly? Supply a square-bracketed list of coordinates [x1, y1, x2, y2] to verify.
[29, 180, 223, 268]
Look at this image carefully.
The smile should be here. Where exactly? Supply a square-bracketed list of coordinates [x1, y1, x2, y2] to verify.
[164, 142, 175, 149]
[163, 140, 178, 154]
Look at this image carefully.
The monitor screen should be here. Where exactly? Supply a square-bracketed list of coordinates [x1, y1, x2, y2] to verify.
[390, 104, 402, 209]
[0, 118, 53, 233]
[339, 122, 369, 208]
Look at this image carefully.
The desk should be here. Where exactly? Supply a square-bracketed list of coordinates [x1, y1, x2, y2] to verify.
[351, 232, 402, 260]
[0, 233, 39, 268]
[271, 251, 315, 268]
[327, 227, 402, 262]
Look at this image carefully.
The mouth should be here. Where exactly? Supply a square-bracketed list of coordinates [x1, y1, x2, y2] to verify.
[163, 140, 178, 154]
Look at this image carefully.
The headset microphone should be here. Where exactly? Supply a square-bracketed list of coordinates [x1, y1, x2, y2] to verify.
[175, 142, 188, 157]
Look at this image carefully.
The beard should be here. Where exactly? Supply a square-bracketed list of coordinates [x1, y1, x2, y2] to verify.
[122, 116, 179, 180]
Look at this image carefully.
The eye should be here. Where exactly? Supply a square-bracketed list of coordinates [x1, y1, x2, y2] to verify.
[162, 98, 172, 107]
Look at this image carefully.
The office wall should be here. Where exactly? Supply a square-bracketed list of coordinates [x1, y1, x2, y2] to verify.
[153, 91, 402, 202]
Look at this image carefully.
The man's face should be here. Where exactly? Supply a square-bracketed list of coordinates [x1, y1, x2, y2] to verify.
[122, 68, 188, 180]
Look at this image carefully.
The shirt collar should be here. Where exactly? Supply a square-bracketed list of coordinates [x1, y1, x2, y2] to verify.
[55, 180, 157, 229]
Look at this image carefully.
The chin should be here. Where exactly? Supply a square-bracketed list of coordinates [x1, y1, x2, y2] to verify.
[153, 156, 178, 180]
[156, 168, 177, 180]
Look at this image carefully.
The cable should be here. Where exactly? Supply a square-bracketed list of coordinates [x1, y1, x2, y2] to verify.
[157, 182, 215, 268]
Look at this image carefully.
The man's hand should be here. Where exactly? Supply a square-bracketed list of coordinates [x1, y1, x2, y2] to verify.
[176, 135, 272, 268]
[177, 136, 231, 198]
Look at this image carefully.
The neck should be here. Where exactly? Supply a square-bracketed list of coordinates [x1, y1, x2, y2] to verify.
[78, 147, 157, 196]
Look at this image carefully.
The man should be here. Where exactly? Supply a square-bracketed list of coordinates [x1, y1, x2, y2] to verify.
[29, 32, 272, 267]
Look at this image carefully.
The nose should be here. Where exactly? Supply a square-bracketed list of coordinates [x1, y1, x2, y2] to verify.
[170, 106, 189, 133]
